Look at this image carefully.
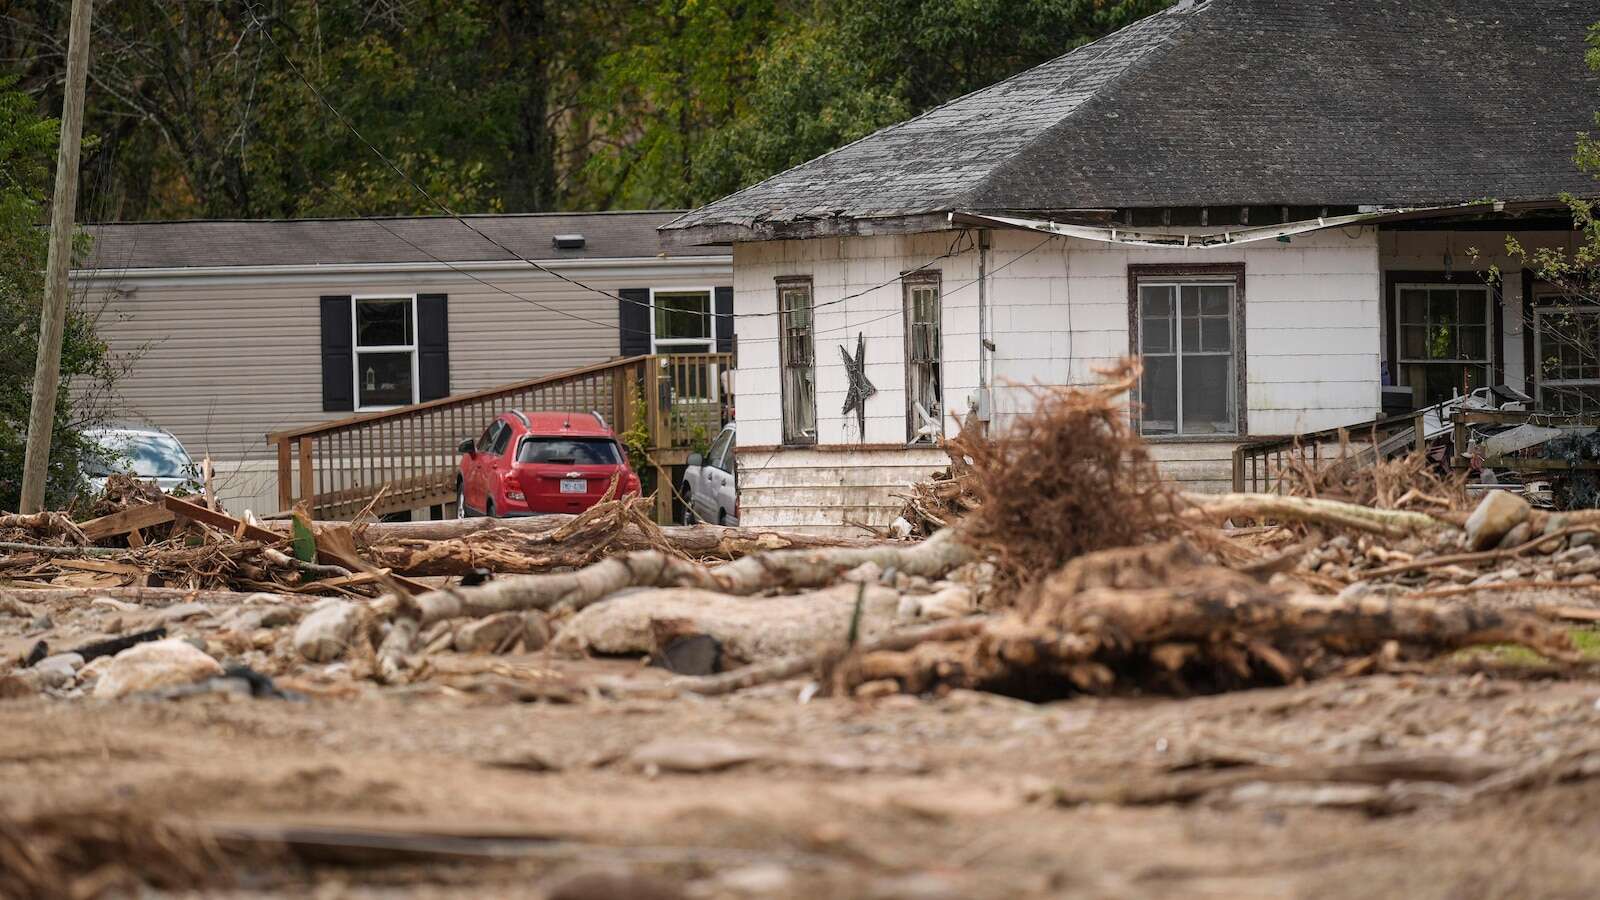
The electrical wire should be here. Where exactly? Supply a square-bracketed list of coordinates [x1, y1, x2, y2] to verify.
[242, 4, 971, 326]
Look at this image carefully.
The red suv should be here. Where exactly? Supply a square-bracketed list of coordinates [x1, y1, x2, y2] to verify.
[456, 411, 641, 517]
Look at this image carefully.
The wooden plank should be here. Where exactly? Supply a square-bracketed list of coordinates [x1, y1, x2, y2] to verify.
[80, 503, 177, 540]
[299, 437, 315, 514]
[56, 558, 143, 577]
[277, 438, 293, 510]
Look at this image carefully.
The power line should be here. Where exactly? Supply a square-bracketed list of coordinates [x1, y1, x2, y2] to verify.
[242, 4, 971, 326]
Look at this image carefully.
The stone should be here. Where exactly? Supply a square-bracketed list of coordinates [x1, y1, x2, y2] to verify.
[1573, 531, 1599, 548]
[522, 612, 552, 652]
[628, 738, 767, 773]
[159, 602, 209, 622]
[1496, 522, 1534, 551]
[453, 611, 523, 654]
[293, 599, 364, 663]
[658, 634, 720, 675]
[1464, 491, 1531, 551]
[257, 605, 301, 628]
[34, 653, 84, 689]
[93, 639, 223, 699]
[28, 614, 52, 633]
[0, 671, 41, 699]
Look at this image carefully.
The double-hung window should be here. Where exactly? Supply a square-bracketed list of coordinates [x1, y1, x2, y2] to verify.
[1395, 285, 1492, 408]
[1133, 267, 1242, 436]
[1534, 296, 1600, 413]
[904, 272, 943, 444]
[354, 296, 417, 409]
[653, 288, 716, 401]
[778, 277, 817, 444]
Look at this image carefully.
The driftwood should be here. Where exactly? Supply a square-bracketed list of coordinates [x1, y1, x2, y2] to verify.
[398, 528, 976, 626]
[0, 586, 306, 607]
[663, 616, 987, 696]
[261, 515, 883, 576]
[1183, 492, 1449, 538]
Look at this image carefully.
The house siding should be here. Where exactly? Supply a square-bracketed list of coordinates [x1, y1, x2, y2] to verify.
[732, 227, 1383, 532]
[75, 259, 730, 514]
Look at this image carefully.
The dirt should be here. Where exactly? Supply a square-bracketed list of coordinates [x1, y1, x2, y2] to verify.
[4, 649, 1600, 898]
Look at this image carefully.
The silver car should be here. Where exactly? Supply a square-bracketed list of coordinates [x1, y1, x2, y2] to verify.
[681, 423, 737, 526]
[82, 425, 200, 494]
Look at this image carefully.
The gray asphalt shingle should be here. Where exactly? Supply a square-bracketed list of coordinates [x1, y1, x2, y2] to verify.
[664, 0, 1600, 241]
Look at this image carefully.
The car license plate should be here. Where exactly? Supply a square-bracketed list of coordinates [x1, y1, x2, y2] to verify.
[559, 479, 587, 494]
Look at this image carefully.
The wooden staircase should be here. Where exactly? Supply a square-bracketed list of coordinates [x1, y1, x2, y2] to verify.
[269, 353, 731, 521]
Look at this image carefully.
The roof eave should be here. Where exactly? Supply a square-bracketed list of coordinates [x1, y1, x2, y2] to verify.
[659, 212, 961, 247]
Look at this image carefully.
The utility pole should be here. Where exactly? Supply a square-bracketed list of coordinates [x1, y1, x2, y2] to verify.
[19, 0, 93, 513]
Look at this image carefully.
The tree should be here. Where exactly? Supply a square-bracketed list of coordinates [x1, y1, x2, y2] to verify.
[0, 76, 116, 511]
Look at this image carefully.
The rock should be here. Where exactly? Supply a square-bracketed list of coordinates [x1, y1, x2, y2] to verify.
[34, 653, 84, 689]
[93, 639, 224, 699]
[1465, 491, 1531, 551]
[543, 868, 686, 900]
[1496, 522, 1534, 551]
[522, 612, 552, 652]
[453, 611, 523, 654]
[842, 560, 884, 584]
[628, 738, 767, 773]
[293, 599, 363, 662]
[28, 614, 52, 633]
[0, 671, 41, 699]
[258, 605, 301, 628]
[77, 655, 113, 684]
[658, 634, 720, 675]
[1573, 531, 1599, 548]
[159, 602, 209, 622]
[712, 865, 794, 895]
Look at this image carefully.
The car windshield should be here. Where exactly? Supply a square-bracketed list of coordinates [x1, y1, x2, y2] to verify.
[88, 431, 192, 478]
[517, 437, 620, 465]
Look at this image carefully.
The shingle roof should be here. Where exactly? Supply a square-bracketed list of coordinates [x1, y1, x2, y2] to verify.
[79, 210, 723, 271]
[664, 0, 1600, 243]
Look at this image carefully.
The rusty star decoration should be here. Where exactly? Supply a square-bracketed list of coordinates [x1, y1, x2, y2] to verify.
[840, 332, 876, 438]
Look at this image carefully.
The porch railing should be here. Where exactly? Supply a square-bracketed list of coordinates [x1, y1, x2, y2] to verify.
[1231, 411, 1427, 494]
[269, 352, 733, 521]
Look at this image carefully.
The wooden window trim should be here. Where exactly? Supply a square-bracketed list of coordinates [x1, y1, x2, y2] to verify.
[352, 293, 419, 412]
[1127, 263, 1248, 438]
[776, 275, 817, 447]
[1382, 270, 1505, 406]
[903, 269, 943, 445]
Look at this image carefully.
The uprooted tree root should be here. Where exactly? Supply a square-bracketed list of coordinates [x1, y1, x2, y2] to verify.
[1278, 439, 1469, 512]
[830, 541, 1579, 701]
[955, 362, 1183, 592]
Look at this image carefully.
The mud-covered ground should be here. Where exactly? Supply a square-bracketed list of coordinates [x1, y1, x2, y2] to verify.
[5, 643, 1600, 898]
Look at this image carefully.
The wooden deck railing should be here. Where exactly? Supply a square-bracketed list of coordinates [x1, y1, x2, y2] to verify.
[269, 352, 733, 521]
[1231, 411, 1427, 494]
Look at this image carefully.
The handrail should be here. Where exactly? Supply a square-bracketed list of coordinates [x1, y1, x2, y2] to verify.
[1231, 411, 1426, 493]
[271, 352, 733, 521]
[267, 354, 656, 442]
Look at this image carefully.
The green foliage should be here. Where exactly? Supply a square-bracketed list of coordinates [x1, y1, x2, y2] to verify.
[6, 0, 1173, 219]
[620, 383, 652, 474]
[0, 76, 115, 512]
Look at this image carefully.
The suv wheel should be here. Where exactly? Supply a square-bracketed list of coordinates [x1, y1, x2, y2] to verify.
[680, 486, 697, 525]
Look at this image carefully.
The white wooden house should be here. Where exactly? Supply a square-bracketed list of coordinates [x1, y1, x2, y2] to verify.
[661, 0, 1600, 533]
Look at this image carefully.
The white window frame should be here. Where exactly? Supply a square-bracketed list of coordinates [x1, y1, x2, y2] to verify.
[777, 277, 817, 446]
[1136, 278, 1239, 437]
[1533, 295, 1600, 413]
[648, 286, 717, 353]
[904, 272, 943, 445]
[1394, 282, 1493, 407]
[352, 293, 419, 412]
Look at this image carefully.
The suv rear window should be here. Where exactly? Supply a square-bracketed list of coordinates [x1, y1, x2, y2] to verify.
[517, 437, 621, 465]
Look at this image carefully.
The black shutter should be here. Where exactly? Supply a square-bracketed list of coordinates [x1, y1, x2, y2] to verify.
[618, 288, 652, 357]
[320, 295, 354, 412]
[714, 286, 734, 355]
[417, 293, 450, 401]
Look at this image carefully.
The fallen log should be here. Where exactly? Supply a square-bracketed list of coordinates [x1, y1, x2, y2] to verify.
[399, 528, 976, 626]
[0, 586, 309, 607]
[1182, 492, 1450, 537]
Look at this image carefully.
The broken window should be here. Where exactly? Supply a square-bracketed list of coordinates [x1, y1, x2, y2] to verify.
[1136, 277, 1238, 436]
[354, 296, 417, 408]
[1396, 285, 1492, 408]
[904, 273, 942, 444]
[1534, 298, 1600, 413]
[778, 278, 817, 445]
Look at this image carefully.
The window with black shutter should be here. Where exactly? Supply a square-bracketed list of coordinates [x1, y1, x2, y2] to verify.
[321, 292, 450, 411]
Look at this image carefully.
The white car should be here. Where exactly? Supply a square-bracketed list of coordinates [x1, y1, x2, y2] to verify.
[82, 425, 199, 495]
[681, 423, 737, 526]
